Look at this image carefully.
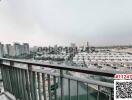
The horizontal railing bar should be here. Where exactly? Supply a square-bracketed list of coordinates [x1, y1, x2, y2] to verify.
[32, 69, 113, 88]
[63, 75, 114, 88]
[0, 64, 27, 70]
[0, 58, 131, 77]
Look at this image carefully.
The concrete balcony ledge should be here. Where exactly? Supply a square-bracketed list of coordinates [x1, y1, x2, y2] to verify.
[0, 92, 16, 100]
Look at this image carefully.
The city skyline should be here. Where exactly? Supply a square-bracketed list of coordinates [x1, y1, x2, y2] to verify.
[0, 41, 132, 47]
[0, 0, 132, 46]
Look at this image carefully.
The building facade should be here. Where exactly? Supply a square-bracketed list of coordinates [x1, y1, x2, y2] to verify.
[0, 43, 4, 57]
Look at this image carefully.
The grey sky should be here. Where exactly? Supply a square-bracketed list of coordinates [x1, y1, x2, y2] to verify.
[0, 0, 132, 46]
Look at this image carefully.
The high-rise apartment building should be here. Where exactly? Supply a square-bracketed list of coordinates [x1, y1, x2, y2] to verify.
[14, 43, 21, 56]
[70, 43, 76, 48]
[9, 45, 15, 57]
[23, 43, 30, 54]
[0, 43, 4, 57]
[4, 44, 11, 56]
[0, 42, 30, 57]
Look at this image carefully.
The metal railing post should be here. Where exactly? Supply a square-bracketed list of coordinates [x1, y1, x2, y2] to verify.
[28, 64, 36, 100]
[42, 73, 46, 100]
[37, 72, 42, 100]
[6, 63, 12, 94]
[53, 76, 57, 100]
[32, 72, 37, 100]
[21, 68, 29, 100]
[109, 88, 113, 100]
[0, 60, 7, 91]
[87, 83, 89, 100]
[48, 74, 51, 100]
[77, 81, 79, 100]
[60, 70, 64, 100]
[26, 64, 32, 100]
[11, 64, 20, 99]
[97, 85, 100, 100]
[9, 61, 15, 96]
[68, 79, 71, 100]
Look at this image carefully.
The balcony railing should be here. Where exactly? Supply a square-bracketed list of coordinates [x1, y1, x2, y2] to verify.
[0, 58, 129, 100]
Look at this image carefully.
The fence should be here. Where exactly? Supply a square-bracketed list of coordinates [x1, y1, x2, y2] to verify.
[0, 58, 119, 100]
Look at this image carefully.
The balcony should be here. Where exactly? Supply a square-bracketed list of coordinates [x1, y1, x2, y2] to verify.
[0, 58, 129, 100]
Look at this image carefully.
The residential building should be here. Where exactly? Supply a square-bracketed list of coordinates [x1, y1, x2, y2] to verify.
[23, 43, 30, 54]
[9, 45, 15, 57]
[14, 43, 21, 56]
[0, 43, 4, 57]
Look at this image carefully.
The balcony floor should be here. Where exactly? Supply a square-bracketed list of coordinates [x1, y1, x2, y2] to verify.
[0, 93, 10, 100]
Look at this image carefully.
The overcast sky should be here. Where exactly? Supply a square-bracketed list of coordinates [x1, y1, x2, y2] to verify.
[0, 0, 132, 46]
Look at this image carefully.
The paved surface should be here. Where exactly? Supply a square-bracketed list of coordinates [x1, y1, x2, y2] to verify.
[0, 94, 10, 100]
[0, 81, 10, 100]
